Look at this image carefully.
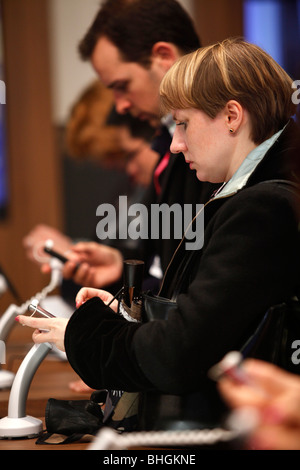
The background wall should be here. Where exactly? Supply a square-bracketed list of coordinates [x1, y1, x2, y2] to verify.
[0, 0, 63, 308]
[193, 0, 243, 45]
[48, 0, 100, 126]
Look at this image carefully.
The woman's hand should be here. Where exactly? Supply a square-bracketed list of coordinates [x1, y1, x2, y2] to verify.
[218, 358, 300, 450]
[76, 287, 118, 312]
[16, 316, 69, 351]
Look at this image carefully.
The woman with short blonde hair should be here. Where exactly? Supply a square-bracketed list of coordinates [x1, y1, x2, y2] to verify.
[160, 37, 296, 144]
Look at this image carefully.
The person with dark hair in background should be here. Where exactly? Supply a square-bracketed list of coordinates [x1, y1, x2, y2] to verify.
[106, 108, 159, 187]
[23, 81, 159, 276]
[57, 0, 216, 291]
[23, 78, 160, 394]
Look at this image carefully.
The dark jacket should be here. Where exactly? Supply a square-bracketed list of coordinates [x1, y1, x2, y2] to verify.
[65, 120, 300, 428]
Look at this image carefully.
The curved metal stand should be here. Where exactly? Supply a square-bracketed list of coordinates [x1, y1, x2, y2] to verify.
[0, 342, 52, 439]
[0, 370, 15, 390]
[0, 259, 62, 390]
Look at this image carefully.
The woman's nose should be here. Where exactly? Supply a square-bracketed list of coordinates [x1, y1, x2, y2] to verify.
[170, 134, 186, 154]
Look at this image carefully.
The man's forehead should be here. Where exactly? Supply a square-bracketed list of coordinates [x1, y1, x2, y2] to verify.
[91, 38, 135, 86]
[93, 36, 123, 58]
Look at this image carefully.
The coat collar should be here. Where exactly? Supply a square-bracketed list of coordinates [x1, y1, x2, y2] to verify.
[213, 126, 286, 200]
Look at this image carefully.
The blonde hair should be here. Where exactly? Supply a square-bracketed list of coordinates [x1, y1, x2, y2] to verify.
[160, 37, 297, 144]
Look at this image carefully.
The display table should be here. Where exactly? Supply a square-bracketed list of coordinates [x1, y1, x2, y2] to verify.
[0, 323, 91, 450]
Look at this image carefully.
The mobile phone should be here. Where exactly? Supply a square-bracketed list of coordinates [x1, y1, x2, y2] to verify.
[43, 243, 80, 271]
[27, 301, 55, 332]
[43, 245, 69, 264]
[28, 302, 55, 318]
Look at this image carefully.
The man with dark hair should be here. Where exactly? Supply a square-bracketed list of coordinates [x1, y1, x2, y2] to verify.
[62, 0, 215, 289]
[77, 0, 199, 129]
[79, 0, 200, 64]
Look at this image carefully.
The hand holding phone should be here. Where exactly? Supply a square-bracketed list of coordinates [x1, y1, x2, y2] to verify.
[43, 245, 69, 264]
[43, 239, 80, 271]
[27, 299, 55, 332]
[28, 300, 55, 319]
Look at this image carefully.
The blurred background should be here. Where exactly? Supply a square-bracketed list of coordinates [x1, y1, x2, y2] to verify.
[0, 0, 299, 305]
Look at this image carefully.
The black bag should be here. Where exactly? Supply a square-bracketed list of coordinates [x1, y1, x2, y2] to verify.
[36, 389, 139, 445]
[45, 397, 104, 436]
[142, 290, 176, 321]
[241, 298, 300, 374]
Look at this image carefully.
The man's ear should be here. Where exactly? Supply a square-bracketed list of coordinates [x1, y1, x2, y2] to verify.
[225, 100, 244, 133]
[151, 41, 179, 71]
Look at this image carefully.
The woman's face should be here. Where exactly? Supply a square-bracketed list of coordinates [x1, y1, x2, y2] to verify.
[118, 127, 159, 186]
[170, 108, 234, 183]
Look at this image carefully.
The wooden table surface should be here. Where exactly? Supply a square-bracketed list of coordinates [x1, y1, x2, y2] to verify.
[0, 321, 246, 461]
[0, 322, 92, 451]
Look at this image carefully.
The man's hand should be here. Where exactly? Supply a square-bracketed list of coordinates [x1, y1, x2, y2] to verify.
[62, 241, 123, 288]
[23, 224, 73, 270]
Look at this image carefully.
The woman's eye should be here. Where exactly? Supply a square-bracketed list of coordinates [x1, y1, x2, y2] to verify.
[176, 121, 187, 129]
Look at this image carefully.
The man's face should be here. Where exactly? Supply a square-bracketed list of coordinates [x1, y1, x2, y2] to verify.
[91, 37, 166, 128]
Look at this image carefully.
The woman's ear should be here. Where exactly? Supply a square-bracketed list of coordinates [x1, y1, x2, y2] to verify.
[151, 41, 179, 71]
[225, 100, 244, 134]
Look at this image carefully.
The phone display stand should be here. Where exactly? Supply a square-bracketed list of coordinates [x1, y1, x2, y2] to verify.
[0, 370, 15, 390]
[0, 342, 52, 439]
[0, 258, 62, 390]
